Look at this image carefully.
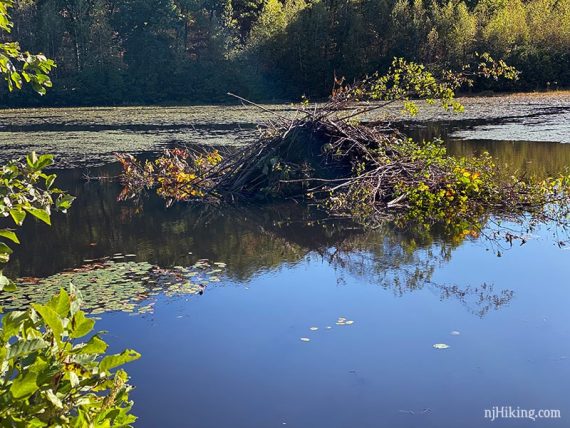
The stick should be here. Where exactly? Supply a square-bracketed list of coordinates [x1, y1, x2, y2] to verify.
[227, 92, 292, 122]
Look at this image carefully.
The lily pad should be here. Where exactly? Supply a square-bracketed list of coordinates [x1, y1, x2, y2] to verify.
[1, 258, 225, 315]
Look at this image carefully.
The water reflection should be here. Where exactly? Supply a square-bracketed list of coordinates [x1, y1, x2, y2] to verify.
[4, 136, 570, 428]
[406, 121, 570, 177]
[5, 164, 515, 317]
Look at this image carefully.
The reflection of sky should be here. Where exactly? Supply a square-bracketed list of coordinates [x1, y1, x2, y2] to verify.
[97, 226, 570, 428]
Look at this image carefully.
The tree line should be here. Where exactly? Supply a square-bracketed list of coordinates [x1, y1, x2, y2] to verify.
[1, 0, 569, 106]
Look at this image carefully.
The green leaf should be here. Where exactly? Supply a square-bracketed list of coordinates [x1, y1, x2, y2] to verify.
[46, 288, 70, 318]
[10, 72, 22, 90]
[9, 209, 26, 226]
[24, 207, 51, 225]
[0, 272, 16, 291]
[17, 418, 47, 428]
[2, 310, 27, 336]
[33, 154, 54, 171]
[0, 229, 20, 244]
[10, 370, 39, 399]
[69, 283, 82, 316]
[100, 349, 141, 372]
[7, 338, 49, 360]
[73, 335, 108, 355]
[26, 152, 38, 169]
[32, 304, 63, 339]
[0, 242, 13, 263]
[45, 389, 63, 409]
[56, 194, 75, 212]
[70, 310, 95, 339]
[45, 174, 56, 189]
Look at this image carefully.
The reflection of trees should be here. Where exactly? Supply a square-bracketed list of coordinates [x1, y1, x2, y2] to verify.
[404, 120, 570, 178]
[437, 282, 514, 318]
[7, 165, 513, 317]
[317, 227, 513, 317]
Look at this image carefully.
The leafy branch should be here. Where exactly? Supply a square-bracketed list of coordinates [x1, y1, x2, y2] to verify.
[0, 153, 75, 290]
[0, 0, 55, 95]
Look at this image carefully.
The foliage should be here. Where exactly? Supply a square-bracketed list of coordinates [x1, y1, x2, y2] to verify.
[334, 53, 518, 113]
[0, 154, 142, 427]
[0, 0, 55, 95]
[0, 6, 141, 426]
[0, 285, 140, 426]
[0, 153, 75, 291]
[117, 57, 570, 239]
[1, 0, 569, 105]
[117, 148, 223, 206]
[332, 135, 570, 232]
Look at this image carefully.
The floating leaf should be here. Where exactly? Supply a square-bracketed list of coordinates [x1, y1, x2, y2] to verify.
[433, 343, 450, 349]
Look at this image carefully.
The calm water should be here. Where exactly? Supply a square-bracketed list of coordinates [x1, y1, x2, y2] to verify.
[3, 100, 570, 427]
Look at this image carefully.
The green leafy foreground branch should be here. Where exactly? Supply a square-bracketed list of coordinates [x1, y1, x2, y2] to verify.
[0, 0, 55, 94]
[1, 2, 140, 425]
[0, 153, 74, 287]
[0, 287, 140, 426]
[0, 155, 141, 427]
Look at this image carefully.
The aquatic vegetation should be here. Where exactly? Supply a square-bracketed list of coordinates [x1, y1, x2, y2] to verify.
[1, 95, 568, 169]
[1, 259, 222, 313]
[0, 106, 262, 168]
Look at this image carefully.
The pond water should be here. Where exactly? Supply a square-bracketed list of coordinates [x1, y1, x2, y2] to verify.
[2, 95, 570, 427]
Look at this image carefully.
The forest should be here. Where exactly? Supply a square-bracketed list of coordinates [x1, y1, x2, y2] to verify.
[1, 0, 569, 106]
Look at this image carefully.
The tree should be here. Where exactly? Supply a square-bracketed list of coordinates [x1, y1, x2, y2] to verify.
[0, 0, 55, 94]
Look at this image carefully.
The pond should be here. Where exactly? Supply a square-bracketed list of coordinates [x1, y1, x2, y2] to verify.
[2, 94, 570, 427]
